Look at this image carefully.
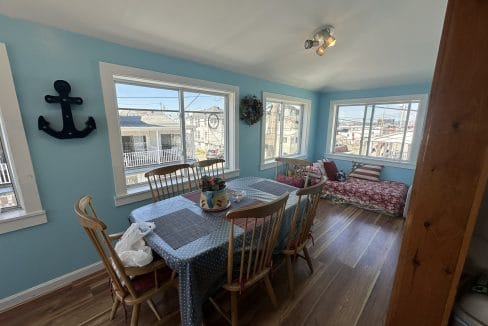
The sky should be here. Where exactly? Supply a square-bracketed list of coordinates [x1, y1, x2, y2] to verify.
[115, 82, 225, 112]
[338, 103, 419, 125]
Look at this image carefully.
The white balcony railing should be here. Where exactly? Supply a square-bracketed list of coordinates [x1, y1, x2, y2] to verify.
[123, 148, 182, 168]
[0, 163, 11, 185]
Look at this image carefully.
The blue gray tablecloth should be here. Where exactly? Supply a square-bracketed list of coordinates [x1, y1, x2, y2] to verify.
[129, 177, 300, 326]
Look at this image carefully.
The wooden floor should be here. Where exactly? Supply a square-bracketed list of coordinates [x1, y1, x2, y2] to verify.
[0, 200, 404, 326]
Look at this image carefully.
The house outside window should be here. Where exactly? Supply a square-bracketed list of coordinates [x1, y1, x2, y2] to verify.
[100, 63, 239, 205]
[326, 94, 428, 168]
[0, 43, 46, 234]
[260, 92, 311, 170]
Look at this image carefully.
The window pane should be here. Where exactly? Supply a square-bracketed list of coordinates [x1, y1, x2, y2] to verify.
[0, 132, 19, 211]
[183, 91, 226, 163]
[368, 103, 410, 160]
[332, 99, 422, 163]
[360, 105, 373, 156]
[282, 104, 302, 156]
[115, 82, 182, 187]
[402, 102, 419, 160]
[264, 102, 281, 160]
[334, 105, 366, 155]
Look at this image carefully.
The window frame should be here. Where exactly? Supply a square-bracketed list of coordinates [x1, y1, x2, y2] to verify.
[260, 92, 311, 170]
[99, 62, 240, 206]
[0, 43, 46, 234]
[326, 94, 429, 169]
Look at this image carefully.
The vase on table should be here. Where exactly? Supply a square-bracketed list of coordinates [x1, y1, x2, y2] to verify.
[199, 175, 229, 210]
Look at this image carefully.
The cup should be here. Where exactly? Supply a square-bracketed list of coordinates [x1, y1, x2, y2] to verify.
[232, 190, 245, 203]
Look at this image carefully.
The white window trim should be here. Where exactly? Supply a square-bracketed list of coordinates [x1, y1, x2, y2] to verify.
[325, 94, 429, 169]
[260, 92, 311, 170]
[99, 62, 240, 206]
[0, 43, 46, 234]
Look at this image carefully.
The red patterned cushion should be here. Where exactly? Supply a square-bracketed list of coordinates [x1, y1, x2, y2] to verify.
[276, 174, 305, 188]
[323, 178, 408, 216]
[323, 160, 338, 180]
[349, 164, 382, 181]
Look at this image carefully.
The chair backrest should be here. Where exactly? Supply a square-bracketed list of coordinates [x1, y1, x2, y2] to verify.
[225, 193, 289, 288]
[145, 163, 195, 202]
[193, 159, 226, 184]
[74, 195, 137, 298]
[285, 179, 326, 252]
[275, 157, 312, 183]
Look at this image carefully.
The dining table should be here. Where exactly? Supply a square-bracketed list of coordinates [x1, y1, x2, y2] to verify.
[129, 176, 302, 326]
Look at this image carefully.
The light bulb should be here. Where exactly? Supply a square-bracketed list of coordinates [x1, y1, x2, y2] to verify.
[316, 44, 326, 56]
[326, 35, 336, 47]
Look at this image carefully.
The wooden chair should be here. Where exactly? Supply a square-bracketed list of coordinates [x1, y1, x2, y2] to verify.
[210, 193, 289, 325]
[74, 195, 177, 326]
[282, 179, 326, 295]
[145, 163, 195, 202]
[275, 157, 312, 188]
[192, 158, 226, 183]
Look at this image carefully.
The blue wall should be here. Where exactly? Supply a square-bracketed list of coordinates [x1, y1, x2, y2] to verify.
[313, 84, 431, 185]
[0, 15, 319, 298]
[0, 13, 430, 299]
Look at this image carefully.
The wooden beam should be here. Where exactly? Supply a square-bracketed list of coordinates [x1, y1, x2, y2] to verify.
[387, 0, 488, 325]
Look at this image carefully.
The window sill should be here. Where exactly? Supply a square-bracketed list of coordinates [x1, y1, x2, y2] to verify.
[325, 153, 417, 170]
[260, 154, 307, 171]
[114, 169, 240, 206]
[0, 209, 47, 234]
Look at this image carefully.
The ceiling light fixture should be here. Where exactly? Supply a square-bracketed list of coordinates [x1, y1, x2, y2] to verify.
[304, 25, 336, 56]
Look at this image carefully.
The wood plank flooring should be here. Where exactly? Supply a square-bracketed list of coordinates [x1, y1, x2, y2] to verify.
[0, 200, 404, 326]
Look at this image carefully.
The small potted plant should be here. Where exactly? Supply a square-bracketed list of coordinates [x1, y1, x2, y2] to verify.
[199, 175, 229, 210]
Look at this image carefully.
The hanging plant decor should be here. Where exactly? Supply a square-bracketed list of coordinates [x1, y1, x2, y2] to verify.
[240, 95, 263, 126]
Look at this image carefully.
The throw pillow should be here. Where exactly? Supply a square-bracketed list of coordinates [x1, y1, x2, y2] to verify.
[315, 160, 326, 177]
[306, 164, 324, 185]
[323, 160, 338, 181]
[349, 163, 383, 181]
[307, 164, 323, 178]
[335, 170, 346, 182]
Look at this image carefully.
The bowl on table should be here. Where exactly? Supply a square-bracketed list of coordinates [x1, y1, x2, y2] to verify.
[230, 190, 246, 203]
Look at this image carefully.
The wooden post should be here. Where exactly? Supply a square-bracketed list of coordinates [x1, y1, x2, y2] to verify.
[387, 0, 488, 325]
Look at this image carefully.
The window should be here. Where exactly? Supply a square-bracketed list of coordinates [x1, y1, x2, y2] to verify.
[326, 95, 428, 167]
[122, 135, 147, 153]
[0, 43, 46, 234]
[0, 132, 18, 211]
[100, 63, 239, 205]
[261, 92, 311, 169]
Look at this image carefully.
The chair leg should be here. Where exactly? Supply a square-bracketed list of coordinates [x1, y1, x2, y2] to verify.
[286, 255, 295, 296]
[147, 299, 162, 321]
[130, 304, 140, 326]
[109, 298, 120, 320]
[209, 297, 232, 325]
[230, 292, 239, 326]
[263, 274, 278, 308]
[303, 246, 314, 274]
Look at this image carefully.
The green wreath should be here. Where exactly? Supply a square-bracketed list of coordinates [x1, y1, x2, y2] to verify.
[240, 95, 263, 126]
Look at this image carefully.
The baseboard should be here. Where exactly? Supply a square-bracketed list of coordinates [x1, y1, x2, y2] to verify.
[0, 261, 103, 313]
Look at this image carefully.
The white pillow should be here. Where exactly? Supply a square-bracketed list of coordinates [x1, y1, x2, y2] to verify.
[315, 160, 327, 179]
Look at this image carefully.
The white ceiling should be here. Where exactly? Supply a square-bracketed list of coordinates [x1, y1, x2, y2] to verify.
[0, 0, 447, 91]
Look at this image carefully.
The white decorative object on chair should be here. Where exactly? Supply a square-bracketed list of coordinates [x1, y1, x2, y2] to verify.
[114, 222, 155, 267]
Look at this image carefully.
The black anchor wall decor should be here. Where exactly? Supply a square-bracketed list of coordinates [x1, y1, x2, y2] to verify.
[38, 80, 96, 139]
